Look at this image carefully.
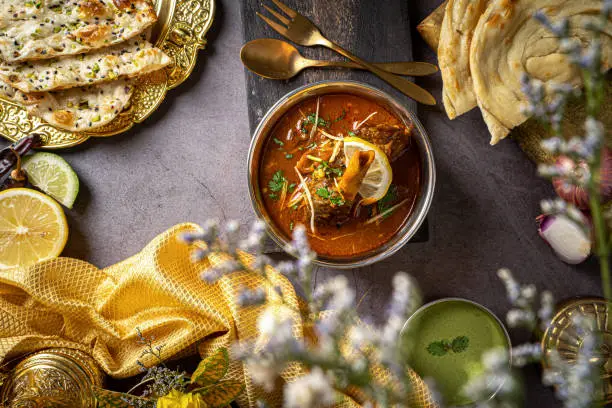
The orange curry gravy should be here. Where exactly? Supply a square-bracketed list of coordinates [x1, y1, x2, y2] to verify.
[259, 94, 421, 258]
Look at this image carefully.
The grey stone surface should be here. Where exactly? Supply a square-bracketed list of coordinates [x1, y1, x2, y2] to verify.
[1, 0, 603, 405]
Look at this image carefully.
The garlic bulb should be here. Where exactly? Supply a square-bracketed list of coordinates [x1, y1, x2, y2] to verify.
[552, 157, 590, 209]
[553, 148, 611, 209]
[538, 214, 591, 264]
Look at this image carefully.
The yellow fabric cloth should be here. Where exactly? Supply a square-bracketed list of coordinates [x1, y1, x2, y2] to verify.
[0, 223, 436, 408]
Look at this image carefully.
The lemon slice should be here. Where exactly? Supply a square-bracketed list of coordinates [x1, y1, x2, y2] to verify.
[22, 152, 79, 209]
[343, 136, 392, 203]
[0, 188, 68, 269]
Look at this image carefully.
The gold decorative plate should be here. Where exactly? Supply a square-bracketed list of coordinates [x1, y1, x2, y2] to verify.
[0, 0, 215, 149]
[541, 297, 611, 403]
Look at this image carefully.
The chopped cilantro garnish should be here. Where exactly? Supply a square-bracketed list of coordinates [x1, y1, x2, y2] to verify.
[452, 336, 469, 353]
[316, 187, 345, 206]
[427, 336, 469, 357]
[288, 183, 296, 192]
[377, 185, 398, 218]
[305, 113, 329, 128]
[285, 153, 293, 159]
[316, 188, 331, 199]
[291, 204, 298, 210]
[289, 222, 294, 231]
[330, 196, 345, 206]
[427, 341, 449, 357]
[327, 166, 343, 177]
[348, 131, 356, 137]
[273, 137, 284, 146]
[268, 193, 278, 200]
[333, 109, 346, 123]
[268, 170, 286, 192]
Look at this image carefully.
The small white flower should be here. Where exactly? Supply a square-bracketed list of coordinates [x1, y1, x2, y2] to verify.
[314, 275, 355, 313]
[348, 326, 376, 350]
[512, 343, 542, 367]
[283, 367, 335, 408]
[538, 291, 555, 330]
[506, 309, 535, 328]
[257, 306, 293, 341]
[246, 357, 281, 393]
[483, 348, 509, 371]
[240, 220, 267, 253]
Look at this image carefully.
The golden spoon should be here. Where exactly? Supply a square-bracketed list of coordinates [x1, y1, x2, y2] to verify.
[241, 39, 439, 80]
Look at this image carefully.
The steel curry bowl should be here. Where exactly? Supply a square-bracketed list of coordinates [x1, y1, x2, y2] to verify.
[247, 81, 436, 268]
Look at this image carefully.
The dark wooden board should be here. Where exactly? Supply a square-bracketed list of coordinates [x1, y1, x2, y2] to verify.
[240, 0, 419, 125]
[240, 0, 428, 243]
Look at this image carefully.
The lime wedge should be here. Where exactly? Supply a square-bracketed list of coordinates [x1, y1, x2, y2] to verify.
[22, 152, 79, 209]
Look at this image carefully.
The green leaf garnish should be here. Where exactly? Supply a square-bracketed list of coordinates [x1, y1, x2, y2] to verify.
[348, 131, 356, 137]
[333, 109, 346, 123]
[268, 170, 286, 192]
[273, 137, 284, 146]
[427, 336, 470, 356]
[305, 113, 329, 128]
[316, 188, 331, 199]
[378, 185, 398, 218]
[330, 196, 345, 206]
[452, 336, 469, 353]
[427, 341, 448, 357]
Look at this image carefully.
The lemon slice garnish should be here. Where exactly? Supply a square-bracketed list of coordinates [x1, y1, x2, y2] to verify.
[0, 188, 68, 269]
[343, 136, 393, 203]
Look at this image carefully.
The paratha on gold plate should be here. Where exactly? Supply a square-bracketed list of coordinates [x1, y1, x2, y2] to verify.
[19, 80, 134, 132]
[470, 0, 612, 144]
[0, 37, 171, 93]
[439, 0, 488, 119]
[0, 79, 133, 131]
[0, 0, 157, 62]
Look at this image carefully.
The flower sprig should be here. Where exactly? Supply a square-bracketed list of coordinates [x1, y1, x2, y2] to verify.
[465, 270, 603, 408]
[121, 330, 188, 408]
[182, 221, 423, 408]
[521, 3, 611, 299]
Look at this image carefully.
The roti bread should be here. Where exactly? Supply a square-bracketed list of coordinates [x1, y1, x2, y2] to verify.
[470, 0, 612, 144]
[438, 0, 488, 119]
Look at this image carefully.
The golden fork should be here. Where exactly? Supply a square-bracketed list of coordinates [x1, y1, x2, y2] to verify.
[257, 0, 437, 105]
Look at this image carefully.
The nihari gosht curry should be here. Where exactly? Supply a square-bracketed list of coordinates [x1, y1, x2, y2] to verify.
[259, 94, 421, 257]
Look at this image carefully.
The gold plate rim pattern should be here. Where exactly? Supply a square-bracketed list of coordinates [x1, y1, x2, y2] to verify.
[0, 0, 216, 150]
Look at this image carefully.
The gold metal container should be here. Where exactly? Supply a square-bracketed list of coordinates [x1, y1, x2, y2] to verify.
[247, 81, 436, 269]
[541, 297, 611, 402]
[0, 348, 103, 407]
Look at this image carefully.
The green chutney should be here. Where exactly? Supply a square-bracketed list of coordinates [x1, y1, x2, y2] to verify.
[403, 299, 510, 406]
